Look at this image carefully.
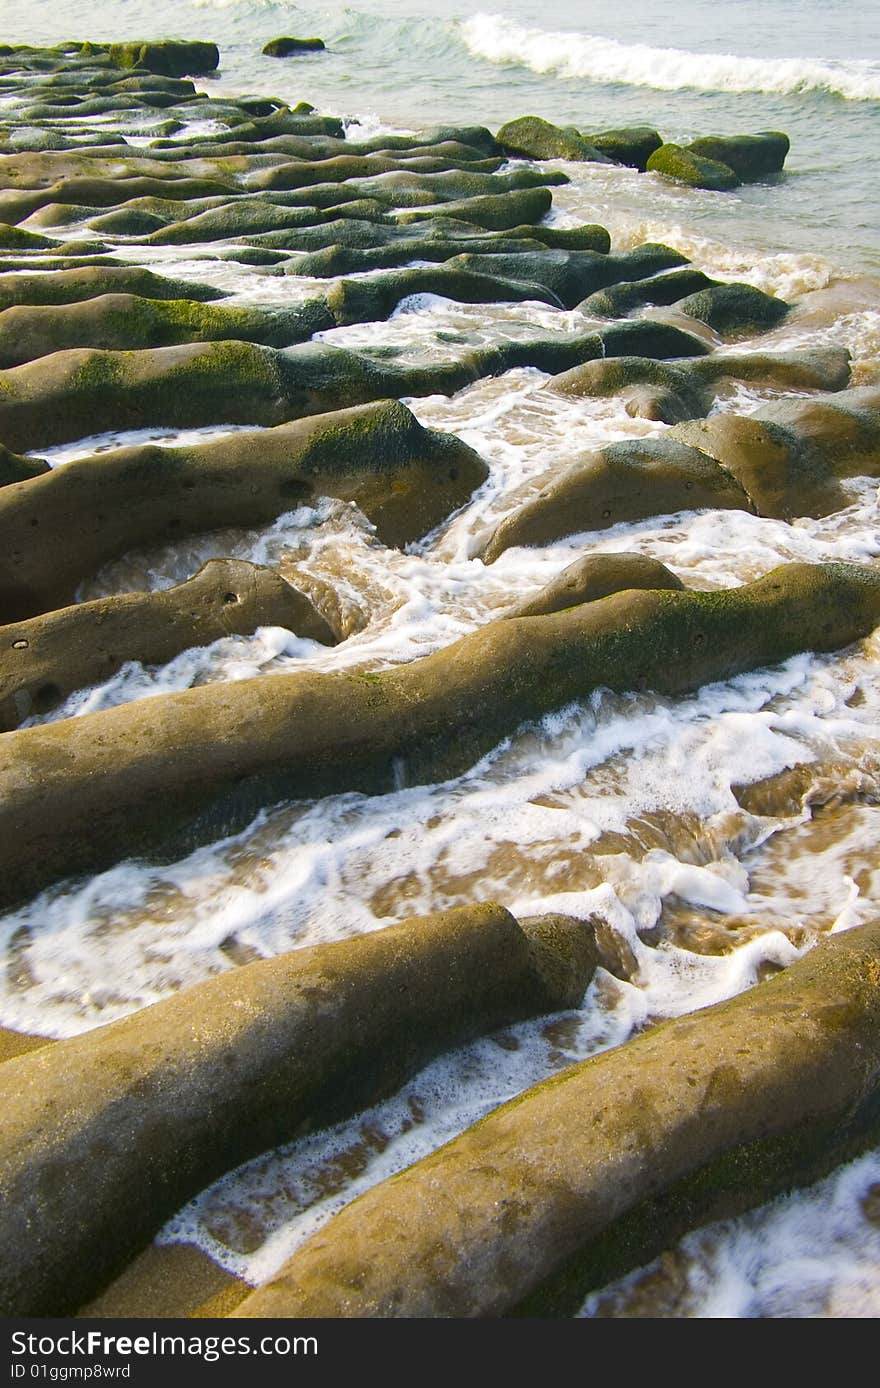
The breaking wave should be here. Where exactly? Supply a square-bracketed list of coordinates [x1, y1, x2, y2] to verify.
[460, 13, 880, 101]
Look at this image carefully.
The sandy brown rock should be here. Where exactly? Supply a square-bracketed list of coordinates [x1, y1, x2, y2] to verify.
[0, 399, 488, 618]
[0, 559, 336, 731]
[232, 920, 880, 1318]
[507, 553, 684, 619]
[0, 903, 598, 1315]
[482, 438, 752, 561]
[0, 563, 877, 906]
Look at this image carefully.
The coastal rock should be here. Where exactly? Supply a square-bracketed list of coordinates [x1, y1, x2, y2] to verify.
[0, 444, 49, 488]
[231, 921, 880, 1318]
[496, 116, 610, 163]
[507, 553, 684, 619]
[671, 415, 846, 519]
[0, 398, 490, 616]
[323, 264, 563, 327]
[481, 438, 753, 561]
[0, 903, 598, 1315]
[677, 282, 790, 335]
[579, 268, 717, 318]
[646, 143, 741, 191]
[0, 293, 335, 367]
[262, 37, 326, 58]
[687, 131, 790, 181]
[397, 185, 554, 231]
[587, 126, 664, 171]
[107, 41, 220, 78]
[0, 562, 876, 904]
[0, 559, 336, 732]
[446, 243, 688, 310]
[0, 265, 225, 311]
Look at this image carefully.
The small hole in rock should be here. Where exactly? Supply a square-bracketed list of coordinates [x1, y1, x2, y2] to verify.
[223, 592, 240, 605]
[12, 639, 28, 650]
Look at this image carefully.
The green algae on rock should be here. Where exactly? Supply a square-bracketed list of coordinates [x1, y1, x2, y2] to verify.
[646, 143, 741, 191]
[262, 37, 326, 58]
[496, 115, 610, 163]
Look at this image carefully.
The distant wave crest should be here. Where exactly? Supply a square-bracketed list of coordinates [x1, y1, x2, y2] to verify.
[460, 13, 880, 101]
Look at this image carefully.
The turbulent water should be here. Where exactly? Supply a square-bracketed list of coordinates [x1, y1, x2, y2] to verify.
[2, 0, 880, 1318]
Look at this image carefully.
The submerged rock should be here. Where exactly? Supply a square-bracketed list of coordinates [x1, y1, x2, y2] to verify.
[262, 37, 326, 57]
[231, 920, 880, 1318]
[0, 563, 877, 906]
[0, 559, 336, 731]
[0, 903, 598, 1315]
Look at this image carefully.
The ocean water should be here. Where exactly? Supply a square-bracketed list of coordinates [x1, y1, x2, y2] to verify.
[2, 0, 880, 1319]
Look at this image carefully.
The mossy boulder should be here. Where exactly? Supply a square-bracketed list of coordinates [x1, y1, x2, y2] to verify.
[0, 903, 597, 1316]
[508, 553, 684, 619]
[677, 282, 790, 336]
[482, 438, 752, 561]
[646, 143, 740, 191]
[579, 268, 717, 318]
[231, 920, 880, 1318]
[546, 355, 709, 424]
[397, 185, 553, 231]
[0, 398, 489, 616]
[107, 41, 220, 78]
[0, 559, 337, 731]
[1, 563, 878, 906]
[446, 243, 687, 310]
[689, 347, 851, 395]
[496, 116, 610, 163]
[262, 37, 326, 57]
[586, 126, 663, 171]
[324, 263, 562, 327]
[0, 265, 225, 312]
[687, 131, 789, 181]
[0, 294, 332, 368]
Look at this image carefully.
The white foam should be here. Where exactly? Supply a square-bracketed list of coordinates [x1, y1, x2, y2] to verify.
[460, 14, 880, 101]
[579, 1146, 880, 1317]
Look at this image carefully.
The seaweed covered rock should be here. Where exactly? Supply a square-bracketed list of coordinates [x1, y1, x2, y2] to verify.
[579, 268, 717, 318]
[482, 438, 751, 560]
[0, 560, 337, 731]
[262, 37, 326, 57]
[446, 243, 688, 310]
[496, 116, 609, 163]
[646, 143, 740, 191]
[231, 921, 880, 1318]
[507, 553, 684, 619]
[587, 126, 663, 171]
[687, 131, 790, 181]
[0, 903, 598, 1315]
[397, 185, 553, 231]
[546, 355, 709, 424]
[0, 265, 225, 312]
[677, 281, 790, 335]
[0, 563, 878, 905]
[107, 41, 220, 78]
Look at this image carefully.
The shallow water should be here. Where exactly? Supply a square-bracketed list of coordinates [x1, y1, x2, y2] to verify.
[2, 0, 879, 1318]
